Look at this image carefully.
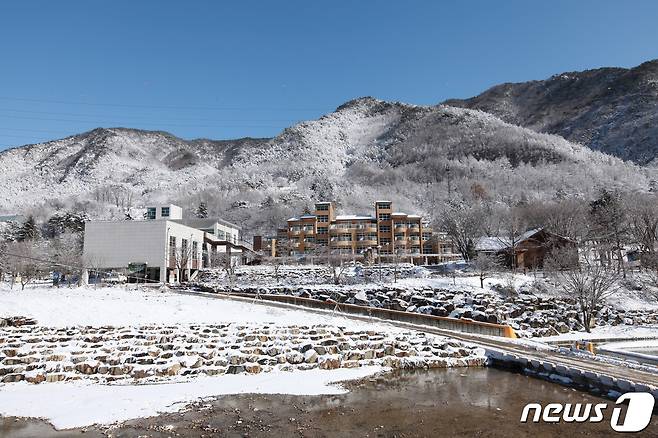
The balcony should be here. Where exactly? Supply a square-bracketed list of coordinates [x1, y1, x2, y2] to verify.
[289, 229, 300, 236]
[408, 224, 420, 232]
[394, 225, 407, 232]
[356, 239, 378, 246]
[331, 240, 352, 247]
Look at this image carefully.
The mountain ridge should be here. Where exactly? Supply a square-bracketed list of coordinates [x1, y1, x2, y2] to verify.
[0, 95, 653, 235]
[444, 59, 658, 164]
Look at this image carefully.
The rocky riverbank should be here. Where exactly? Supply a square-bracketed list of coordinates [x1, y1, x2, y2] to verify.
[0, 323, 485, 384]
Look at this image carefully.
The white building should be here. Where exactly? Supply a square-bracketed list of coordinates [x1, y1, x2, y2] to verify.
[82, 204, 248, 283]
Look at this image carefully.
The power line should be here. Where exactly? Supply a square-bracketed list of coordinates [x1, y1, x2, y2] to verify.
[0, 108, 301, 123]
[0, 113, 286, 129]
[0, 96, 328, 112]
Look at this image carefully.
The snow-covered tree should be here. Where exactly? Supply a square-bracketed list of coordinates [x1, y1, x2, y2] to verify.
[548, 250, 620, 333]
[17, 216, 40, 241]
[195, 202, 208, 218]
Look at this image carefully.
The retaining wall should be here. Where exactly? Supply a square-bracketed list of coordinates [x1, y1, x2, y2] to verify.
[486, 348, 658, 403]
[224, 292, 517, 338]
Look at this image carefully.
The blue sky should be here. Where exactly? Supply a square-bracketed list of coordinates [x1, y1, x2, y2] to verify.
[1, 1, 657, 150]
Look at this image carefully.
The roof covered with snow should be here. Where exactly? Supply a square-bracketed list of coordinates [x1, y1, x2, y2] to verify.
[335, 214, 375, 221]
[475, 228, 544, 252]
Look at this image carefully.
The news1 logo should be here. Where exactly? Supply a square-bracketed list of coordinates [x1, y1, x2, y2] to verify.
[520, 392, 654, 432]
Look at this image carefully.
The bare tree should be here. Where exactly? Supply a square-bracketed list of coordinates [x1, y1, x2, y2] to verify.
[0, 241, 8, 283]
[491, 205, 529, 271]
[391, 247, 408, 283]
[262, 255, 289, 284]
[548, 250, 620, 333]
[473, 252, 501, 289]
[436, 201, 484, 261]
[327, 252, 348, 285]
[47, 232, 83, 286]
[625, 193, 658, 266]
[6, 240, 46, 290]
[174, 238, 193, 282]
[589, 190, 628, 277]
[82, 253, 106, 287]
[210, 249, 239, 290]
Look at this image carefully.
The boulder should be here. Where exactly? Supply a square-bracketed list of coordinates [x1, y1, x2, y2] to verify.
[318, 357, 341, 370]
[304, 349, 318, 363]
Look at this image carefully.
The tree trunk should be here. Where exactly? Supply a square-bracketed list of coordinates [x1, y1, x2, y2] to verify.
[582, 308, 591, 333]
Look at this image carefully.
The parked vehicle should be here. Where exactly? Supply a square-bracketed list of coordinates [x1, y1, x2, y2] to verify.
[103, 272, 127, 284]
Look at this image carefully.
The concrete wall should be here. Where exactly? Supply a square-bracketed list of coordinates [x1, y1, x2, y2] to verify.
[83, 220, 168, 269]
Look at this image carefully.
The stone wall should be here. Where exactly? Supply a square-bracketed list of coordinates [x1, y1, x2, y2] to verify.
[0, 323, 486, 384]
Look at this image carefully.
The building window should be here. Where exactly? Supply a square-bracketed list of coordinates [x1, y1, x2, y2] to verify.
[218, 230, 226, 239]
[161, 207, 170, 217]
[378, 213, 391, 221]
[317, 226, 328, 234]
[379, 225, 391, 233]
[423, 246, 433, 254]
[380, 238, 391, 245]
[181, 239, 188, 256]
[316, 204, 329, 211]
[169, 236, 176, 258]
[377, 202, 391, 210]
[146, 208, 156, 220]
[192, 242, 198, 260]
[318, 216, 328, 223]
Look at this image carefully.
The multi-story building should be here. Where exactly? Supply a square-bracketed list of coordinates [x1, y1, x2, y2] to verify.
[276, 201, 458, 264]
[83, 204, 250, 283]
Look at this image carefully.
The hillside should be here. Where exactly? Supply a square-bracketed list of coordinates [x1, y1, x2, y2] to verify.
[0, 98, 654, 235]
[445, 59, 658, 165]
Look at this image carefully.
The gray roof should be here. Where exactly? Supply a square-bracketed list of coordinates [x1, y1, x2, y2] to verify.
[475, 228, 543, 252]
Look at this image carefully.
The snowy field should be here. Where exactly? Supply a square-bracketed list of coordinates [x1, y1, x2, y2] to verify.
[0, 284, 396, 330]
[0, 366, 384, 430]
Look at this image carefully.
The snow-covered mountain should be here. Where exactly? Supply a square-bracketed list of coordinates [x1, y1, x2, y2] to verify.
[1, 97, 654, 234]
[445, 59, 658, 165]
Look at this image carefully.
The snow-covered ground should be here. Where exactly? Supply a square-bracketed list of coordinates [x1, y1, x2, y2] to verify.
[1, 284, 480, 430]
[0, 284, 394, 331]
[0, 366, 384, 430]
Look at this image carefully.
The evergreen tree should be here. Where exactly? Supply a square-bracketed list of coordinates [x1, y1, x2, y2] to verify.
[195, 202, 208, 218]
[17, 215, 39, 241]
